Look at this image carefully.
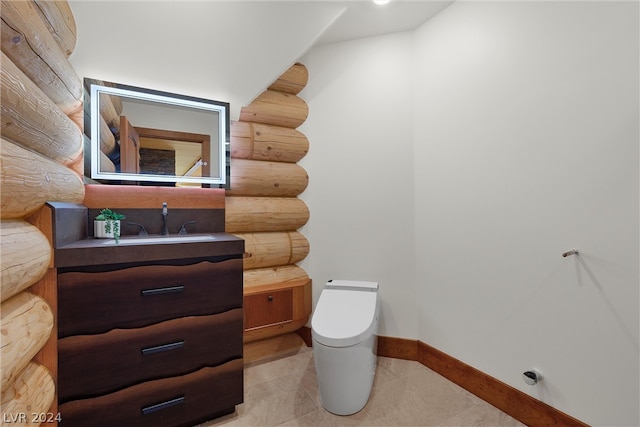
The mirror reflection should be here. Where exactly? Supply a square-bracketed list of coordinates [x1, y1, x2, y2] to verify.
[84, 78, 230, 187]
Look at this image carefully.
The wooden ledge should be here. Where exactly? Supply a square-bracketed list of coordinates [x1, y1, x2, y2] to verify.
[84, 185, 225, 209]
[243, 278, 310, 295]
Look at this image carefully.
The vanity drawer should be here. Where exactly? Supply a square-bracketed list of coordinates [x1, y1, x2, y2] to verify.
[244, 289, 293, 330]
[58, 359, 244, 427]
[58, 309, 243, 402]
[58, 258, 243, 337]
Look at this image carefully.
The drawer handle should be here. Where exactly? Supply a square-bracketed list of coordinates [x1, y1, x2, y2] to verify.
[141, 340, 185, 355]
[141, 396, 184, 415]
[141, 285, 184, 296]
[267, 295, 274, 302]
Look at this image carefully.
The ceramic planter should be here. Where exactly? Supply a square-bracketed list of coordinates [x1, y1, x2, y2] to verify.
[94, 220, 121, 240]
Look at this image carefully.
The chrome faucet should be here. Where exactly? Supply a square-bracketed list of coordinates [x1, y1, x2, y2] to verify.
[161, 202, 169, 235]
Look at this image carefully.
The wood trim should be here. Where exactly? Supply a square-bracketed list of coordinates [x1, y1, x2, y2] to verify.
[83, 184, 225, 209]
[294, 330, 588, 427]
[119, 116, 141, 174]
[243, 319, 307, 343]
[29, 269, 59, 423]
[417, 341, 588, 427]
[377, 336, 418, 360]
[296, 330, 419, 360]
[28, 205, 58, 424]
[134, 126, 211, 144]
[26, 205, 55, 269]
[295, 326, 312, 347]
[134, 126, 211, 178]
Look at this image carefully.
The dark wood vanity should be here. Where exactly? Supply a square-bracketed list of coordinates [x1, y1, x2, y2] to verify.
[57, 257, 243, 426]
[47, 191, 244, 427]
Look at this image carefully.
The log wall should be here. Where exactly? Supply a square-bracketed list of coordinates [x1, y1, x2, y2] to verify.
[228, 63, 312, 343]
[1, 0, 81, 424]
[1, 2, 313, 421]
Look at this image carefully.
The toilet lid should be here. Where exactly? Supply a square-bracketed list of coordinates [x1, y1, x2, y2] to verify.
[311, 288, 378, 348]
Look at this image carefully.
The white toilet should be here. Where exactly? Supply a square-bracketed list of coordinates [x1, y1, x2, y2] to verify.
[311, 280, 380, 415]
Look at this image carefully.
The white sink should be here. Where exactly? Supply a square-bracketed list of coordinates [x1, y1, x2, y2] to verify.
[99, 235, 217, 245]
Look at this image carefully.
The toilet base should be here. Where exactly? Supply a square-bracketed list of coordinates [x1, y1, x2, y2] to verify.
[313, 333, 377, 416]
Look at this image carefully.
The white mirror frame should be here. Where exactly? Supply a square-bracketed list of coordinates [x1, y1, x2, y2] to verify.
[88, 80, 229, 186]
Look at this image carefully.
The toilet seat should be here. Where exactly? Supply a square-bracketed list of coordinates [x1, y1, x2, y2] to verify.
[311, 282, 379, 348]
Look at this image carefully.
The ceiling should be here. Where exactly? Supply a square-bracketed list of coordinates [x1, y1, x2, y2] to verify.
[69, 1, 452, 118]
[313, 0, 452, 46]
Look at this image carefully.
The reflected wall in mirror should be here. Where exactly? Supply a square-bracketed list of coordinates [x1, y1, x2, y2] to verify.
[84, 78, 230, 187]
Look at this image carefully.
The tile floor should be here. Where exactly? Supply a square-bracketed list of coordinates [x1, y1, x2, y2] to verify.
[200, 346, 525, 427]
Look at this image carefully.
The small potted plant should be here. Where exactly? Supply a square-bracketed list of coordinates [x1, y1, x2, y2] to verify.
[94, 208, 125, 243]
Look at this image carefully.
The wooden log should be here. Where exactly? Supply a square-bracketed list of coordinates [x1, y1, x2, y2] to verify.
[0, 220, 51, 302]
[66, 101, 83, 132]
[0, 138, 85, 219]
[33, 0, 77, 57]
[239, 90, 308, 129]
[235, 64, 312, 349]
[243, 265, 310, 290]
[99, 114, 117, 156]
[235, 231, 309, 270]
[83, 82, 123, 133]
[84, 134, 114, 178]
[99, 92, 124, 131]
[288, 232, 309, 265]
[231, 121, 308, 163]
[226, 159, 308, 197]
[91, 80, 123, 114]
[83, 91, 90, 134]
[99, 151, 116, 174]
[0, 0, 82, 115]
[268, 63, 309, 95]
[225, 196, 309, 233]
[83, 134, 91, 177]
[66, 146, 84, 178]
[0, 362, 55, 426]
[0, 291, 54, 393]
[0, 362, 55, 425]
[1, 51, 83, 165]
[83, 140, 113, 179]
[109, 88, 123, 115]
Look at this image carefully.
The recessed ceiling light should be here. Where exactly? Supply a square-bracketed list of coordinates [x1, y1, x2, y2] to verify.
[373, 0, 391, 5]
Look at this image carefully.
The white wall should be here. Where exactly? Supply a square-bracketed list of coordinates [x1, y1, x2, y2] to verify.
[414, 2, 638, 425]
[299, 32, 418, 339]
[302, 1, 639, 425]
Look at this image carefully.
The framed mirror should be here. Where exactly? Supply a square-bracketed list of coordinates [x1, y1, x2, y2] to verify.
[84, 78, 230, 187]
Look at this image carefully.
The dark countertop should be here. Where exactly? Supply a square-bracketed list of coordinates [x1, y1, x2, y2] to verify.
[54, 233, 245, 268]
[45, 202, 244, 268]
